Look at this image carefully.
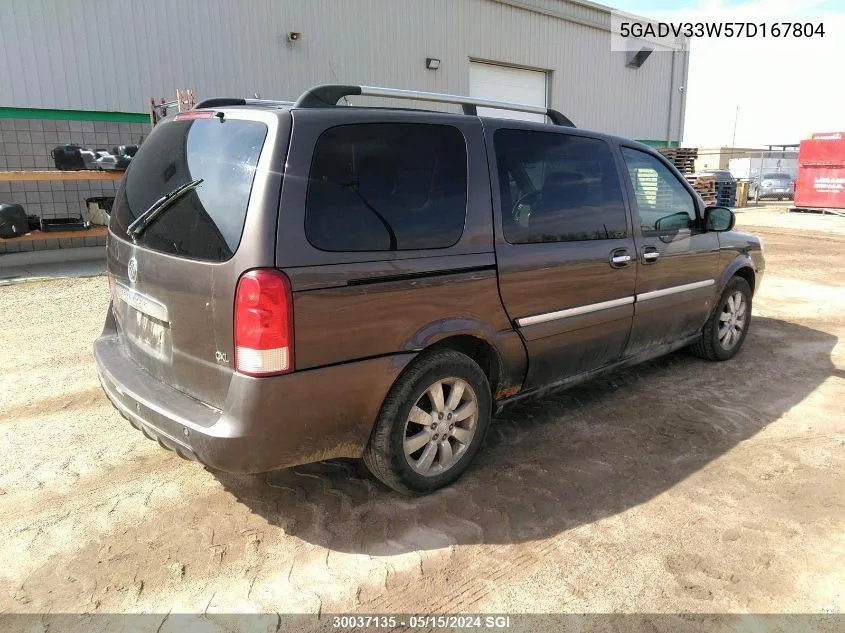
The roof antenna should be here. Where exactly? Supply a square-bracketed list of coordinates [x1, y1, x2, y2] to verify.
[327, 61, 350, 106]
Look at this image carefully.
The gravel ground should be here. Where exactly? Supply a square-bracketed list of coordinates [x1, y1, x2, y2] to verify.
[0, 206, 843, 622]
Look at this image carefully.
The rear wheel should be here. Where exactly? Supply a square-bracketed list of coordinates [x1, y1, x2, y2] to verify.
[363, 349, 492, 495]
[690, 276, 752, 361]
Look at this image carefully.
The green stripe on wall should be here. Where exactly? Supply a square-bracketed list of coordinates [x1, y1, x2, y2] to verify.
[636, 139, 680, 148]
[0, 107, 148, 123]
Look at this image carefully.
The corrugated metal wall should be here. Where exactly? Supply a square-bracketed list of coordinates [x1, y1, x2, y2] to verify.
[0, 0, 687, 141]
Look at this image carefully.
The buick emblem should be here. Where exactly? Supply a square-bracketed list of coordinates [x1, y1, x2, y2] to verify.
[127, 257, 138, 284]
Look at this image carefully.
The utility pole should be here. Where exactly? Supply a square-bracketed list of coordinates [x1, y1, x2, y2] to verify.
[731, 105, 740, 147]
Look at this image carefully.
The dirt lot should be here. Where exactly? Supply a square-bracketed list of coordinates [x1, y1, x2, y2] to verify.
[1, 206, 843, 619]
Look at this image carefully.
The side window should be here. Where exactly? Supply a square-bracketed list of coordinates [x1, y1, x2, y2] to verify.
[493, 129, 628, 244]
[620, 148, 696, 233]
[305, 123, 467, 252]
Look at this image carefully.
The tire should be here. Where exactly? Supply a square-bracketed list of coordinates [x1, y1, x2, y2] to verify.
[690, 276, 752, 361]
[363, 349, 492, 495]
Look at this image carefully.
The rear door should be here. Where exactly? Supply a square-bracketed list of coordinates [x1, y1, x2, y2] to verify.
[618, 146, 722, 356]
[487, 123, 636, 389]
[106, 109, 286, 408]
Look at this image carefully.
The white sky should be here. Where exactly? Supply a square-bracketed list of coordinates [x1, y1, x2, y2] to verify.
[613, 0, 845, 147]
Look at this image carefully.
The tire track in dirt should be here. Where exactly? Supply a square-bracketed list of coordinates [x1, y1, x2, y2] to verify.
[227, 351, 730, 613]
[0, 385, 105, 422]
[4, 222, 845, 614]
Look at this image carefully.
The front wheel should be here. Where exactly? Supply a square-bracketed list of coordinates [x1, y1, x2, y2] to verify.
[690, 276, 752, 361]
[363, 349, 492, 495]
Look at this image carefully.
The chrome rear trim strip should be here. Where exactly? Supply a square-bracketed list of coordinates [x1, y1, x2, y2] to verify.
[636, 279, 715, 302]
[113, 282, 169, 322]
[516, 296, 635, 327]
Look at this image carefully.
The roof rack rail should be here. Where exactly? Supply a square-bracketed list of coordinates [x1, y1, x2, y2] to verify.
[293, 84, 575, 127]
[194, 98, 295, 109]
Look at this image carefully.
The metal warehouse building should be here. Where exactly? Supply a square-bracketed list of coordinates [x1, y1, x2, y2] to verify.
[1, 0, 688, 143]
[0, 0, 688, 230]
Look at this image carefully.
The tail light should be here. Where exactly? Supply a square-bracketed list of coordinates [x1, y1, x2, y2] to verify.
[234, 269, 294, 376]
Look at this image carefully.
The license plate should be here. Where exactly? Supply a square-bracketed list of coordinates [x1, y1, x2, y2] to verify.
[127, 310, 169, 360]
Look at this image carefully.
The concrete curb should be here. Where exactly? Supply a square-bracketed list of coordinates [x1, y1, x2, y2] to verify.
[0, 246, 106, 269]
[0, 246, 106, 284]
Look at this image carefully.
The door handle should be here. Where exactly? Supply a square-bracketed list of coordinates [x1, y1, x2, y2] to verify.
[609, 249, 632, 268]
[641, 246, 660, 264]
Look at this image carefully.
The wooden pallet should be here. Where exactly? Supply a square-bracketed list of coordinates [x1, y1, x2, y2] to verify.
[686, 174, 717, 205]
[0, 170, 124, 182]
[0, 225, 107, 244]
[657, 147, 699, 175]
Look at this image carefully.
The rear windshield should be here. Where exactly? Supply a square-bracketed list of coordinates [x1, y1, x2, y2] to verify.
[111, 117, 268, 261]
[763, 173, 791, 180]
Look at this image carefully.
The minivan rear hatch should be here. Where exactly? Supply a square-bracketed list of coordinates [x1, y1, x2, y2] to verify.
[106, 109, 285, 410]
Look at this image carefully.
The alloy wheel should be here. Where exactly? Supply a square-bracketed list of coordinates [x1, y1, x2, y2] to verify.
[718, 290, 747, 350]
[403, 378, 478, 476]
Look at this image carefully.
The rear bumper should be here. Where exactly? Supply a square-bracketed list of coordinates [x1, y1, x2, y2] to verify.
[94, 333, 414, 473]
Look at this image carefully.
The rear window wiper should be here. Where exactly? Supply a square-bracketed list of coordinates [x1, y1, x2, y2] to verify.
[126, 178, 204, 239]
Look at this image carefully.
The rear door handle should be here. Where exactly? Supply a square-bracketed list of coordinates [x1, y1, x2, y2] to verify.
[610, 248, 632, 268]
[641, 246, 660, 264]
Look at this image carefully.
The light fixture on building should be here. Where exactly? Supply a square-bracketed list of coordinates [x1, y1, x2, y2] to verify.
[287, 31, 301, 43]
[625, 45, 653, 68]
[426, 57, 441, 70]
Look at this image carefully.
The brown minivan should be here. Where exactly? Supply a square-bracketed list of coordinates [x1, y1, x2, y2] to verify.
[95, 84, 765, 494]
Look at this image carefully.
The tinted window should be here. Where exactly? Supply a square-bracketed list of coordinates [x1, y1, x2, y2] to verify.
[763, 173, 791, 180]
[305, 123, 467, 252]
[493, 130, 628, 244]
[111, 117, 267, 261]
[621, 147, 696, 234]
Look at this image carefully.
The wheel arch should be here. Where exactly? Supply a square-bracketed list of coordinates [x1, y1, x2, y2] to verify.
[399, 321, 527, 401]
[733, 265, 756, 295]
[425, 335, 503, 398]
[718, 256, 757, 296]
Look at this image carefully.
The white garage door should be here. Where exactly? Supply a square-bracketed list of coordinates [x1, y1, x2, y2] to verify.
[469, 62, 547, 123]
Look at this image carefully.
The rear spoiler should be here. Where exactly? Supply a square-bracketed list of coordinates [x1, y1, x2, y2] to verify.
[194, 98, 295, 109]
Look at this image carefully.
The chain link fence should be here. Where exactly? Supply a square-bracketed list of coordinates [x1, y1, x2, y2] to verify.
[658, 147, 798, 207]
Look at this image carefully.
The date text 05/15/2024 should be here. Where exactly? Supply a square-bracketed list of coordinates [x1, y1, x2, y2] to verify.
[620, 21, 825, 38]
[332, 615, 513, 629]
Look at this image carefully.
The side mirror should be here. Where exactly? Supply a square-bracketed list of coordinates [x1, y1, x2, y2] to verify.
[705, 206, 735, 232]
[654, 211, 692, 233]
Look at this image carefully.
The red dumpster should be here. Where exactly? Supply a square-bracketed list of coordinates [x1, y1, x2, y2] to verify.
[795, 133, 845, 210]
